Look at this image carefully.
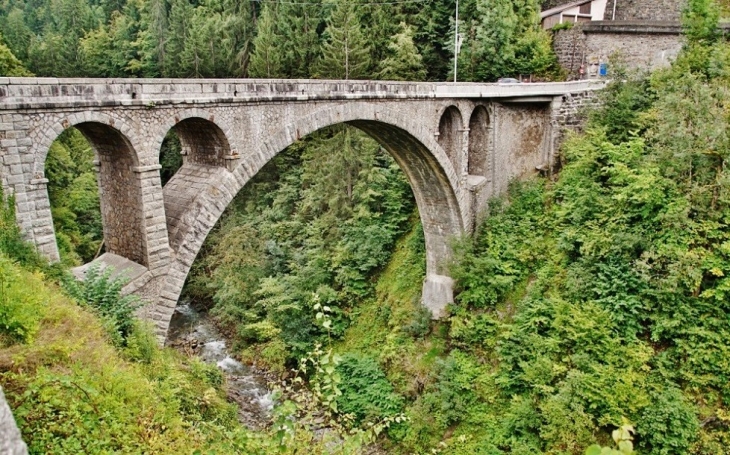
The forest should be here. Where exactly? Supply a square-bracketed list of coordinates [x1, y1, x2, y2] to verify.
[1, 0, 730, 454]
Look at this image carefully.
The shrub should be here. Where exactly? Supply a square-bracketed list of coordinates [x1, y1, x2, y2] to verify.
[335, 353, 404, 424]
[638, 387, 699, 455]
[0, 254, 46, 345]
[62, 264, 140, 346]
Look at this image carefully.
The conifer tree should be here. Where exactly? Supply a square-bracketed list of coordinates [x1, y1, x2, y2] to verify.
[277, 0, 323, 78]
[163, 0, 192, 77]
[0, 33, 33, 76]
[317, 2, 370, 79]
[0, 8, 32, 62]
[217, 0, 256, 77]
[378, 23, 427, 81]
[414, 0, 457, 80]
[249, 4, 284, 78]
[138, 0, 168, 76]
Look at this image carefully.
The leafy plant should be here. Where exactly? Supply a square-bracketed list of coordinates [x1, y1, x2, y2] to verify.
[586, 420, 636, 455]
[62, 264, 140, 346]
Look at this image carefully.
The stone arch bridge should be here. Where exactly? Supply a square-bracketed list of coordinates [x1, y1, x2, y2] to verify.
[0, 78, 601, 338]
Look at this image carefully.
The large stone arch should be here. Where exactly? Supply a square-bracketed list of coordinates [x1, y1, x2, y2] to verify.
[32, 115, 150, 267]
[151, 101, 466, 337]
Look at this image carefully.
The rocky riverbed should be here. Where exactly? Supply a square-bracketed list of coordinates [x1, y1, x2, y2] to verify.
[165, 301, 275, 430]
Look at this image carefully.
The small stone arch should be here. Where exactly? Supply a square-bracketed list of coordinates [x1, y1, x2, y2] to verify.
[438, 106, 464, 175]
[153, 109, 235, 168]
[40, 118, 148, 267]
[468, 105, 490, 177]
[32, 112, 139, 178]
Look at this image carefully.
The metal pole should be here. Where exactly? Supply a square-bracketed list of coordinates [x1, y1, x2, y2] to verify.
[454, 0, 459, 82]
[612, 0, 617, 20]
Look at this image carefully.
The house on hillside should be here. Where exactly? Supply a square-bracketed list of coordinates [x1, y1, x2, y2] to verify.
[541, 0, 609, 29]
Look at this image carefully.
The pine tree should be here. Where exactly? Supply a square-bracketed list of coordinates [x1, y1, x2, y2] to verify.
[317, 2, 370, 80]
[0, 8, 32, 62]
[378, 23, 427, 81]
[277, 0, 323, 78]
[137, 0, 168, 76]
[248, 4, 284, 78]
[358, 3, 400, 73]
[0, 33, 33, 76]
[217, 0, 256, 77]
[26, 0, 102, 76]
[163, 0, 192, 77]
[413, 0, 457, 81]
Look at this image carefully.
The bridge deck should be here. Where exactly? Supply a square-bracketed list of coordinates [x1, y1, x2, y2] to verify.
[0, 78, 604, 110]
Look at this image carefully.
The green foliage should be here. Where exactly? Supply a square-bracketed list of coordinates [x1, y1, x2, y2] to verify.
[316, 1, 371, 79]
[588, 78, 654, 144]
[0, 0, 558, 82]
[248, 4, 285, 78]
[451, 0, 561, 81]
[0, 32, 32, 76]
[0, 255, 45, 345]
[45, 128, 102, 265]
[637, 388, 699, 454]
[189, 126, 415, 364]
[159, 131, 183, 186]
[586, 421, 636, 455]
[0, 269, 279, 454]
[419, 20, 730, 454]
[378, 22, 427, 81]
[551, 21, 574, 31]
[335, 353, 404, 424]
[62, 264, 140, 347]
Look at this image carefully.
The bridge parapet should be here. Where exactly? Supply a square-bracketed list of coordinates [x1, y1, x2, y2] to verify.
[0, 79, 604, 109]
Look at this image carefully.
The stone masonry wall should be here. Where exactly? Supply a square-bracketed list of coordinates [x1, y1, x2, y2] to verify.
[552, 22, 684, 76]
[605, 0, 686, 21]
[584, 26, 682, 72]
[551, 89, 599, 169]
[553, 25, 589, 79]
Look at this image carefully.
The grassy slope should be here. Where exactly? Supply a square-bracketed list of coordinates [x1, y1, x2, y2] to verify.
[0, 253, 260, 454]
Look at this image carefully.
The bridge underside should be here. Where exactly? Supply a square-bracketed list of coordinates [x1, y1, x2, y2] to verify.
[0, 78, 600, 340]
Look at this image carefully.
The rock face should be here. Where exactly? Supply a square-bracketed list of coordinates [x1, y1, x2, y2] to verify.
[0, 78, 602, 339]
[0, 388, 28, 455]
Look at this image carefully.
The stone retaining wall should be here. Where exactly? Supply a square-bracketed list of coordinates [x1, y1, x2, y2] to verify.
[552, 21, 684, 78]
[553, 25, 589, 79]
[605, 0, 686, 21]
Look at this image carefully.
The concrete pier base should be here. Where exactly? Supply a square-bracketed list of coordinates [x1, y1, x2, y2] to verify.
[422, 274, 455, 319]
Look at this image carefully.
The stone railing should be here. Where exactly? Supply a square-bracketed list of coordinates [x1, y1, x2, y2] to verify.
[0, 79, 605, 110]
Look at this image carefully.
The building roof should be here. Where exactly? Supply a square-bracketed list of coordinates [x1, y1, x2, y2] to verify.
[541, 0, 593, 19]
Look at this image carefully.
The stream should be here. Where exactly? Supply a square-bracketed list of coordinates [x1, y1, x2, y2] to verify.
[165, 300, 275, 429]
[165, 301, 386, 454]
